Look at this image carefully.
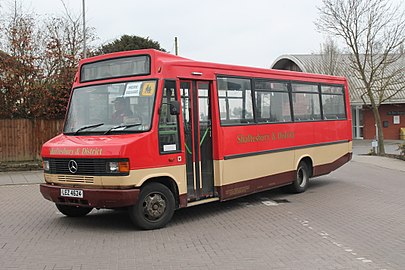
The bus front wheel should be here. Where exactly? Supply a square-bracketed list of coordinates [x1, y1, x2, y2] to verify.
[56, 204, 93, 217]
[288, 161, 310, 193]
[129, 182, 175, 230]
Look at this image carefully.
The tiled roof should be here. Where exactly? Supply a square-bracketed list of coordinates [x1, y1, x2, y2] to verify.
[271, 54, 405, 105]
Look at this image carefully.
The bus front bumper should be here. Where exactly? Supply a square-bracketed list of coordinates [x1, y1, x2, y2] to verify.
[40, 184, 140, 208]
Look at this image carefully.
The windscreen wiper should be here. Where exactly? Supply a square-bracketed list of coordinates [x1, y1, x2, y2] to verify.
[74, 123, 104, 135]
[103, 123, 142, 135]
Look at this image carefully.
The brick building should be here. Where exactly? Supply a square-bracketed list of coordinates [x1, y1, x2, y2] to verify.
[271, 54, 405, 139]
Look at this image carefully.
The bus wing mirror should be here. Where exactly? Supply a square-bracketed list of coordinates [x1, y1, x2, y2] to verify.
[169, 101, 180, 115]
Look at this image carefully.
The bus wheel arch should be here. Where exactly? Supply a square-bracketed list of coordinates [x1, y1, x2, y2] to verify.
[289, 157, 313, 193]
[140, 176, 180, 208]
[298, 156, 313, 178]
[129, 177, 178, 230]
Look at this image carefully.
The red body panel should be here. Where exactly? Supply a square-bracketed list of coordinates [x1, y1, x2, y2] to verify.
[43, 49, 351, 168]
[42, 131, 185, 170]
[218, 120, 352, 159]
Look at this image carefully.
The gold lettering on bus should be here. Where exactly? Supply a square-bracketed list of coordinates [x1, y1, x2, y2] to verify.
[237, 134, 271, 144]
[277, 131, 295, 140]
[50, 148, 74, 155]
[49, 147, 103, 156]
[237, 132, 295, 144]
[81, 148, 103, 155]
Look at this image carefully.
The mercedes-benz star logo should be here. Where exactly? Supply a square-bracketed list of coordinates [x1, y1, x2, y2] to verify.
[68, 160, 78, 174]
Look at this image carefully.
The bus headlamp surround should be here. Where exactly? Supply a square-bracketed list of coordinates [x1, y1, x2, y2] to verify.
[107, 160, 130, 174]
[43, 160, 50, 172]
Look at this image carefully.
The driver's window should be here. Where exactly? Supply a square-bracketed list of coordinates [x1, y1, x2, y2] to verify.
[158, 80, 180, 153]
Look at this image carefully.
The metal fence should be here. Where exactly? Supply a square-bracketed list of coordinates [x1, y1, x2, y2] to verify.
[0, 119, 64, 162]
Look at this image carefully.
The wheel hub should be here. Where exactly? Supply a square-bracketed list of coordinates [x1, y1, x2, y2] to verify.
[143, 193, 166, 220]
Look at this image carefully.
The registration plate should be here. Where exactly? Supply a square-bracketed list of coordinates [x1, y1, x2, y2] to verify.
[60, 189, 83, 198]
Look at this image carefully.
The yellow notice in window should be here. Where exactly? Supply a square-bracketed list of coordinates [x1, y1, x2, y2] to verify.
[141, 81, 156, 96]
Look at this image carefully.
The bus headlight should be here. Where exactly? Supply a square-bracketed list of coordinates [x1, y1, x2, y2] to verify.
[107, 160, 130, 174]
[43, 160, 50, 172]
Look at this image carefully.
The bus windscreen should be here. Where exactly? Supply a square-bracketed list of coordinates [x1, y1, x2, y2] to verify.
[80, 55, 150, 82]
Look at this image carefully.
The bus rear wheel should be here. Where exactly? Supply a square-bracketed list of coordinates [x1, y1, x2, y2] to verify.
[129, 182, 175, 230]
[288, 161, 310, 193]
[56, 204, 93, 217]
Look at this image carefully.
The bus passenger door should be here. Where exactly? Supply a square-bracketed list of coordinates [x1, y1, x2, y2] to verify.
[180, 80, 214, 201]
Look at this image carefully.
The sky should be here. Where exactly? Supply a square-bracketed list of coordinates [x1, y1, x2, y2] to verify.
[4, 0, 327, 68]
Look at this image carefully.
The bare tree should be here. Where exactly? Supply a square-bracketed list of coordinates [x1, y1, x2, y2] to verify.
[0, 2, 44, 118]
[40, 8, 95, 118]
[319, 38, 342, 75]
[316, 0, 405, 155]
[306, 38, 343, 75]
[0, 0, 96, 119]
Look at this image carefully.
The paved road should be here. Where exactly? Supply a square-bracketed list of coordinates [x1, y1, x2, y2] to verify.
[0, 140, 404, 269]
[0, 157, 404, 269]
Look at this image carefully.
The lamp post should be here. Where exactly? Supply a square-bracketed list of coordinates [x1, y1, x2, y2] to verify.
[82, 0, 86, 58]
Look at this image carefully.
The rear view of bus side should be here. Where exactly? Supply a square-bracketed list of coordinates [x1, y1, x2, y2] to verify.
[40, 49, 352, 230]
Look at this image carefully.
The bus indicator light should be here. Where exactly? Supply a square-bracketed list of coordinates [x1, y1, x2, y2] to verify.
[118, 161, 130, 173]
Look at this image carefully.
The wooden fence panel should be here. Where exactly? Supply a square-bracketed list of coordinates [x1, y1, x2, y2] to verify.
[0, 119, 64, 162]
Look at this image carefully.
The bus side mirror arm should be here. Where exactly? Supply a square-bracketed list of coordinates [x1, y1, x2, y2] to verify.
[159, 101, 180, 115]
[169, 101, 180, 115]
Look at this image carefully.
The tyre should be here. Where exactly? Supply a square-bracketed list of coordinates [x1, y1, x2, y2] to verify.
[56, 204, 93, 217]
[128, 182, 175, 230]
[288, 161, 310, 193]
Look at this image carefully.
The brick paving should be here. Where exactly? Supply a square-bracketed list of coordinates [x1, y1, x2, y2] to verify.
[1, 139, 404, 270]
[0, 170, 43, 185]
[1, 158, 404, 269]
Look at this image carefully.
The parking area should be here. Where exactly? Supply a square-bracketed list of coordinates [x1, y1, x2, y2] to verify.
[1, 155, 405, 270]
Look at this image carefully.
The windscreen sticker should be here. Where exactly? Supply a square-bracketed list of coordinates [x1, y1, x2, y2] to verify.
[125, 82, 141, 96]
[141, 82, 156, 96]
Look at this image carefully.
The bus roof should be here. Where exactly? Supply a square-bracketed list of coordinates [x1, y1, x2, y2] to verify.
[78, 49, 347, 84]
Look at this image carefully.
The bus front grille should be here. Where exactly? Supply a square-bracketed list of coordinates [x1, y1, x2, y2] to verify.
[57, 175, 94, 184]
[48, 158, 106, 175]
[44, 158, 129, 176]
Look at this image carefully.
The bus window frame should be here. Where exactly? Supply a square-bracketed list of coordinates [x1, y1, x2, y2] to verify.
[290, 81, 323, 122]
[79, 54, 151, 83]
[216, 75, 255, 126]
[63, 79, 159, 135]
[253, 78, 293, 124]
[216, 75, 348, 127]
[158, 79, 182, 155]
[320, 83, 347, 120]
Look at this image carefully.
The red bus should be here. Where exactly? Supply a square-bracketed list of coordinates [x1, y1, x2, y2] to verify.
[40, 49, 352, 229]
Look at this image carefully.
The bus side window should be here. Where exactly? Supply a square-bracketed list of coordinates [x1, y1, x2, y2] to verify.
[158, 80, 181, 153]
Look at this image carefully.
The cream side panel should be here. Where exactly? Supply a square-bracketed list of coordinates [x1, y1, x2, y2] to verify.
[124, 165, 187, 194]
[294, 142, 350, 167]
[221, 151, 295, 186]
[213, 160, 223, 188]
